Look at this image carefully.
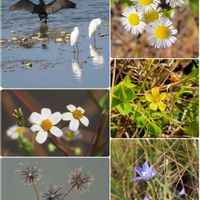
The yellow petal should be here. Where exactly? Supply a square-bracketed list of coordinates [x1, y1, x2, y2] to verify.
[159, 92, 167, 100]
[151, 87, 160, 97]
[159, 102, 166, 111]
[150, 103, 158, 111]
[145, 93, 153, 102]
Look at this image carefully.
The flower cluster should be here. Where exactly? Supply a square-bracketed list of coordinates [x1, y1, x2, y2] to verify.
[120, 0, 185, 48]
[8, 104, 89, 144]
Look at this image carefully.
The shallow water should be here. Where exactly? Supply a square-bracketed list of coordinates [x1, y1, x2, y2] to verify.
[1, 0, 109, 88]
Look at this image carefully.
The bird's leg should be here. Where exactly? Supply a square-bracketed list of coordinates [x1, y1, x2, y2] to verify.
[76, 43, 79, 54]
[73, 45, 75, 53]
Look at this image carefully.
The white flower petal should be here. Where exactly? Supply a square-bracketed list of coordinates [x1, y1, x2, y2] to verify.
[31, 124, 42, 132]
[62, 112, 73, 121]
[41, 108, 52, 119]
[67, 104, 76, 112]
[35, 130, 48, 144]
[77, 106, 85, 113]
[50, 126, 63, 137]
[49, 112, 62, 125]
[80, 116, 89, 127]
[69, 119, 79, 131]
[29, 112, 42, 124]
[10, 132, 19, 139]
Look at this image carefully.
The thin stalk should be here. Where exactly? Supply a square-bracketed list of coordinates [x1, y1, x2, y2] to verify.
[61, 186, 75, 200]
[48, 136, 69, 156]
[32, 182, 40, 200]
[147, 179, 157, 200]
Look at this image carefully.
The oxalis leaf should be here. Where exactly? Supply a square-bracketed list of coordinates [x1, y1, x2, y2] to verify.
[116, 103, 132, 116]
[147, 122, 162, 137]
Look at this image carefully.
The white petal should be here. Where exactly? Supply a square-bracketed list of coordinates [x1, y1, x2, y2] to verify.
[10, 133, 19, 139]
[29, 112, 42, 124]
[80, 116, 89, 127]
[49, 112, 62, 125]
[62, 112, 73, 121]
[31, 124, 42, 132]
[67, 104, 76, 112]
[50, 126, 63, 137]
[77, 106, 85, 113]
[41, 108, 52, 119]
[35, 130, 48, 144]
[69, 119, 79, 131]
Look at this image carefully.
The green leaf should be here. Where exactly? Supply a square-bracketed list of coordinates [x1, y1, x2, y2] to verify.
[147, 122, 162, 137]
[135, 117, 146, 127]
[189, 0, 198, 16]
[113, 83, 127, 102]
[123, 74, 132, 84]
[117, 103, 132, 116]
[112, 97, 122, 108]
[99, 93, 109, 111]
[184, 120, 199, 137]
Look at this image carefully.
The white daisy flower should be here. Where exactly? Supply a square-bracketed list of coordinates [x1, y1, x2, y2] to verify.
[132, 0, 160, 12]
[143, 8, 161, 24]
[62, 104, 89, 131]
[29, 108, 62, 144]
[146, 17, 177, 48]
[120, 6, 146, 35]
[62, 127, 81, 141]
[166, 0, 184, 8]
[7, 124, 26, 139]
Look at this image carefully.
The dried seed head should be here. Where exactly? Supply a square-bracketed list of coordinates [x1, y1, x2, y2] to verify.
[68, 168, 94, 192]
[16, 162, 41, 185]
[43, 185, 63, 200]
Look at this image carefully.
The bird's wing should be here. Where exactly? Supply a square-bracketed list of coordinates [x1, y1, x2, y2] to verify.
[9, 0, 36, 13]
[45, 0, 76, 14]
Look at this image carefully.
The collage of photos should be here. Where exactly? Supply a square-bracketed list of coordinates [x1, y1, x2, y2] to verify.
[0, 0, 199, 200]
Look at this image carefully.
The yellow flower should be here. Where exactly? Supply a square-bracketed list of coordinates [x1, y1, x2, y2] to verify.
[145, 87, 167, 111]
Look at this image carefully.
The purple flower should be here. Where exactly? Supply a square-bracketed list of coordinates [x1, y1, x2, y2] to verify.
[144, 196, 150, 200]
[178, 187, 185, 197]
[130, 161, 157, 181]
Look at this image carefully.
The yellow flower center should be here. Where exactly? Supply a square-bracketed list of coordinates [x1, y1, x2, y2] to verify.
[16, 127, 25, 135]
[128, 13, 140, 26]
[144, 10, 159, 23]
[65, 131, 75, 139]
[138, 0, 153, 6]
[154, 25, 170, 40]
[41, 119, 52, 131]
[72, 109, 83, 120]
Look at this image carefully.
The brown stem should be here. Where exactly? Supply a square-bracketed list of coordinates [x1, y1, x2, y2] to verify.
[48, 136, 69, 156]
[91, 111, 108, 154]
[61, 186, 75, 200]
[32, 182, 40, 200]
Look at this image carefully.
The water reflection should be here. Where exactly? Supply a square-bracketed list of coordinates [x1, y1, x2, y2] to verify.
[89, 44, 104, 66]
[72, 60, 82, 80]
[39, 22, 48, 37]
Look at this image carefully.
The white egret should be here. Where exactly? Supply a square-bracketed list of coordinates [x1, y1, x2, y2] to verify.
[70, 27, 79, 53]
[88, 18, 101, 43]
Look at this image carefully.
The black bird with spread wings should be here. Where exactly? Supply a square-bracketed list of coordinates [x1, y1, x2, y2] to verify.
[9, 0, 76, 22]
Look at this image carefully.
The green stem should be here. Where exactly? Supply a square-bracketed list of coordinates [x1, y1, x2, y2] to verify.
[147, 179, 157, 200]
